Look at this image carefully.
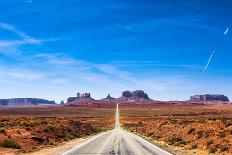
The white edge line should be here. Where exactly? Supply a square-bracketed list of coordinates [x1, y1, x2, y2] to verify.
[125, 130, 173, 155]
[61, 130, 112, 155]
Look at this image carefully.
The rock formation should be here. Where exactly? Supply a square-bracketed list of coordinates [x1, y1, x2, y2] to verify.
[190, 94, 230, 103]
[100, 94, 116, 102]
[131, 90, 149, 99]
[0, 98, 55, 106]
[67, 92, 94, 104]
[118, 90, 150, 102]
[122, 91, 132, 98]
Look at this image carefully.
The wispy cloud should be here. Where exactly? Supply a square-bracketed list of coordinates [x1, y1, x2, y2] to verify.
[0, 23, 41, 45]
[51, 78, 69, 84]
[34, 53, 76, 65]
[202, 51, 215, 74]
[110, 60, 201, 70]
[224, 27, 229, 36]
[0, 67, 45, 81]
[0, 23, 61, 55]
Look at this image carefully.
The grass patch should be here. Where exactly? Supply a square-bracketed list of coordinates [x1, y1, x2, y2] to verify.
[22, 120, 35, 127]
[0, 139, 21, 149]
[44, 124, 54, 132]
[64, 134, 76, 141]
[0, 127, 6, 133]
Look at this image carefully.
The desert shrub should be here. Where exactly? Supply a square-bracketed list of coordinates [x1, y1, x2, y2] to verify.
[160, 121, 168, 126]
[44, 124, 54, 132]
[169, 137, 182, 145]
[209, 147, 217, 154]
[188, 128, 195, 135]
[191, 144, 198, 149]
[176, 140, 187, 146]
[0, 127, 6, 133]
[220, 145, 229, 152]
[206, 140, 214, 147]
[41, 119, 50, 125]
[222, 120, 232, 128]
[66, 126, 72, 132]
[197, 131, 204, 139]
[0, 122, 5, 127]
[64, 134, 76, 141]
[72, 132, 80, 138]
[229, 130, 232, 135]
[199, 120, 207, 124]
[219, 132, 225, 138]
[179, 120, 195, 125]
[22, 120, 35, 127]
[204, 130, 211, 138]
[0, 139, 21, 149]
[169, 118, 178, 124]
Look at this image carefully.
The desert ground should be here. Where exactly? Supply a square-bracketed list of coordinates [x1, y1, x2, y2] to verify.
[0, 104, 115, 154]
[1, 103, 232, 155]
[120, 103, 232, 155]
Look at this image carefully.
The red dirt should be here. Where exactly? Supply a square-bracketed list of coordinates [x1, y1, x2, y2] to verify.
[0, 104, 115, 154]
[120, 103, 232, 155]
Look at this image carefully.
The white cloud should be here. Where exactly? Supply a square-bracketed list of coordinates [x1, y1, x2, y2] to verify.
[202, 51, 215, 74]
[224, 27, 229, 36]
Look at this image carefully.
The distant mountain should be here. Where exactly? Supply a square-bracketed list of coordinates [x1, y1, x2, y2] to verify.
[0, 98, 56, 106]
[190, 94, 230, 103]
[66, 90, 152, 105]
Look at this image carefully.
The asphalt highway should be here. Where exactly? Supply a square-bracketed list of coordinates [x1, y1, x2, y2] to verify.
[61, 104, 172, 155]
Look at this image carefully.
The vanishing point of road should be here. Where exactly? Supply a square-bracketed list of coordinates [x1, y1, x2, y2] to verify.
[61, 104, 172, 155]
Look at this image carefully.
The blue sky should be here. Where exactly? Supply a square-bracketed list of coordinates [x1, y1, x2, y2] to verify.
[0, 0, 232, 102]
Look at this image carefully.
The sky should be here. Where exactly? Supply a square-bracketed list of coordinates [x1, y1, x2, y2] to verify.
[0, 0, 232, 102]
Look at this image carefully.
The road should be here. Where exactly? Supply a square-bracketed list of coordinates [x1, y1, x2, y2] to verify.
[61, 104, 172, 155]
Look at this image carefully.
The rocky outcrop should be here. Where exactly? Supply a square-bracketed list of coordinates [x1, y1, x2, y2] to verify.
[131, 90, 149, 99]
[0, 98, 55, 106]
[100, 94, 116, 102]
[67, 93, 94, 104]
[106, 94, 115, 100]
[122, 91, 132, 98]
[118, 90, 150, 102]
[190, 94, 230, 103]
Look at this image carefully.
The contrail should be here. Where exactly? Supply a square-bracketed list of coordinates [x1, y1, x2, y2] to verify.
[224, 27, 229, 36]
[202, 51, 215, 74]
